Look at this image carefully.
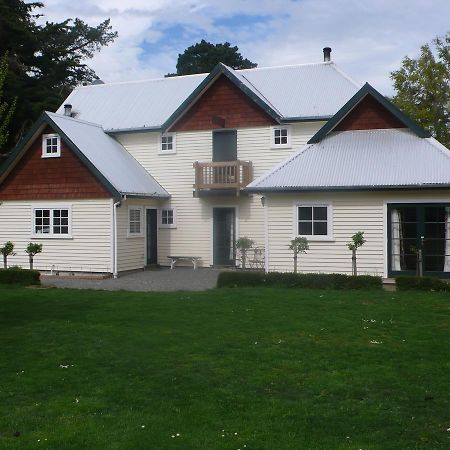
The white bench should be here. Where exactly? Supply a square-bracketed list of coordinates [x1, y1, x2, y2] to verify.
[167, 256, 201, 270]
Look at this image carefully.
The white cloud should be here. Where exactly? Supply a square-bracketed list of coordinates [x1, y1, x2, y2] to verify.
[35, 0, 450, 94]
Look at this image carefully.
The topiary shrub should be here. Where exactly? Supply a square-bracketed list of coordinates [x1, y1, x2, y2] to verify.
[395, 276, 450, 292]
[0, 267, 41, 286]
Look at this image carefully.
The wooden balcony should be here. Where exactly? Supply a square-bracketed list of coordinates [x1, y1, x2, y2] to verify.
[193, 160, 253, 196]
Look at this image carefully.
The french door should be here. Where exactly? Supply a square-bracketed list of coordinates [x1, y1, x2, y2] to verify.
[213, 207, 236, 266]
[388, 203, 450, 277]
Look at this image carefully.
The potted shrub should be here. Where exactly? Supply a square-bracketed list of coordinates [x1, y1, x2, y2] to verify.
[25, 243, 43, 270]
[236, 237, 255, 270]
[347, 231, 366, 276]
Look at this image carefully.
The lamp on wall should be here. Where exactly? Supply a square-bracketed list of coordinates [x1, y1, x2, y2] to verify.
[261, 196, 266, 207]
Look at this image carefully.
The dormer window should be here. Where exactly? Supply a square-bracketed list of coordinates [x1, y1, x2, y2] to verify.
[160, 133, 176, 154]
[271, 126, 291, 149]
[42, 134, 61, 158]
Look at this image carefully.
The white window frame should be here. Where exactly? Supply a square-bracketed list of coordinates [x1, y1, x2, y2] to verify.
[42, 133, 61, 158]
[293, 202, 333, 241]
[159, 132, 176, 154]
[31, 205, 72, 239]
[271, 126, 291, 149]
[127, 206, 144, 237]
[159, 208, 176, 229]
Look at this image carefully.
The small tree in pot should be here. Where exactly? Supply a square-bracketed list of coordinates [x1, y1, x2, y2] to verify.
[289, 237, 309, 273]
[236, 237, 254, 270]
[0, 241, 15, 269]
[347, 231, 366, 276]
[25, 243, 43, 270]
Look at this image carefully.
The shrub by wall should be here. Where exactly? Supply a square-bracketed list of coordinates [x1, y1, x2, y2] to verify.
[217, 271, 382, 290]
[0, 268, 41, 286]
[395, 276, 450, 292]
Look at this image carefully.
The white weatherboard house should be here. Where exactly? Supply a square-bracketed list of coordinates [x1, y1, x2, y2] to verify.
[1, 50, 449, 278]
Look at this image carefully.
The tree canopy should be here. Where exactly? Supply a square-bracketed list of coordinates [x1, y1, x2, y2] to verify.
[0, 53, 16, 152]
[391, 33, 450, 148]
[166, 40, 257, 77]
[0, 0, 117, 152]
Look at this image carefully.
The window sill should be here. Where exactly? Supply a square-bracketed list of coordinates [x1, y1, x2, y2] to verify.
[158, 150, 177, 155]
[31, 235, 73, 240]
[126, 234, 144, 239]
[159, 225, 177, 229]
[297, 235, 335, 242]
[270, 145, 292, 150]
[41, 154, 61, 158]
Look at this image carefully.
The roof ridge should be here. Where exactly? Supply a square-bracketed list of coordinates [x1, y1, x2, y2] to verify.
[237, 61, 332, 73]
[424, 136, 450, 160]
[329, 63, 362, 88]
[46, 111, 104, 129]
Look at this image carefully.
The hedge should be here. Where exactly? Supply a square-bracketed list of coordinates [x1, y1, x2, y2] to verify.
[0, 267, 41, 286]
[217, 271, 382, 290]
[395, 276, 450, 292]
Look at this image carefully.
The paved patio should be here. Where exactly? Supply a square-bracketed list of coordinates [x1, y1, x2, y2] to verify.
[41, 267, 221, 292]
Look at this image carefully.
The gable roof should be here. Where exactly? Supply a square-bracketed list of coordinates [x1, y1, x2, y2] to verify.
[308, 83, 431, 144]
[247, 129, 450, 192]
[0, 112, 170, 199]
[56, 62, 361, 133]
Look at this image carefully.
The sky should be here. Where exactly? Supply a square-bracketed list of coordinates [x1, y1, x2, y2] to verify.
[36, 0, 450, 95]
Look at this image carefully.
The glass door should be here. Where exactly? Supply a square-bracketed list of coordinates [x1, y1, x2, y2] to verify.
[388, 204, 450, 277]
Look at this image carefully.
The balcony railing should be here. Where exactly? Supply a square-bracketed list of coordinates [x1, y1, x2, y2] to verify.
[193, 160, 253, 195]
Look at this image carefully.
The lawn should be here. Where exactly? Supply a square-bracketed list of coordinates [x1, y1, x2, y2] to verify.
[0, 286, 449, 450]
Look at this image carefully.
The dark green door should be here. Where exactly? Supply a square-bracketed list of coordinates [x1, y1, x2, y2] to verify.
[213, 207, 236, 266]
[213, 130, 237, 162]
[388, 204, 450, 277]
[146, 209, 158, 265]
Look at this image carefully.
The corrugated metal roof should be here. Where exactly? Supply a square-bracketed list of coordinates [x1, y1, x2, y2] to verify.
[47, 112, 169, 197]
[247, 129, 450, 191]
[57, 62, 360, 132]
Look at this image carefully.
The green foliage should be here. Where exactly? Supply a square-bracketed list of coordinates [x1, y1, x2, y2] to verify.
[25, 242, 42, 257]
[236, 236, 255, 269]
[0, 267, 40, 285]
[166, 39, 257, 77]
[217, 271, 382, 290]
[347, 231, 366, 251]
[391, 33, 450, 148]
[0, 52, 16, 150]
[289, 236, 309, 254]
[0, 0, 117, 151]
[25, 242, 43, 269]
[0, 240, 15, 268]
[395, 276, 450, 292]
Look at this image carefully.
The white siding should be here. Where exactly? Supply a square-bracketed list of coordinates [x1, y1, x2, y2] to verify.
[266, 190, 450, 276]
[0, 199, 112, 273]
[116, 122, 323, 266]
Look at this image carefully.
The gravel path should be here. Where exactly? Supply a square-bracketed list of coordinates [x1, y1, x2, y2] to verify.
[41, 267, 221, 292]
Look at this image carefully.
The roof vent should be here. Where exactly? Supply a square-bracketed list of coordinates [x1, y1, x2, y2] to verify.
[64, 104, 72, 117]
[323, 47, 332, 62]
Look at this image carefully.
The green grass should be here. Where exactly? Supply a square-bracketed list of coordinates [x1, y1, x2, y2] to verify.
[0, 286, 449, 449]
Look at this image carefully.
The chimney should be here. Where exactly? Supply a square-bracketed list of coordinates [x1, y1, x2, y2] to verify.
[64, 104, 72, 117]
[323, 47, 332, 62]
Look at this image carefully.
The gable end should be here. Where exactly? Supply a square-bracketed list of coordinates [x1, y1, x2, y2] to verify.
[171, 74, 277, 132]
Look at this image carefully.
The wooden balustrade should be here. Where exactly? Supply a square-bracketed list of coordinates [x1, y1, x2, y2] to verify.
[193, 160, 253, 195]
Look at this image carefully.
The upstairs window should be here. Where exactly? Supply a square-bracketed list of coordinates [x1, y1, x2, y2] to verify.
[296, 204, 332, 240]
[128, 207, 143, 237]
[33, 207, 71, 238]
[42, 134, 61, 158]
[160, 133, 176, 154]
[271, 127, 291, 148]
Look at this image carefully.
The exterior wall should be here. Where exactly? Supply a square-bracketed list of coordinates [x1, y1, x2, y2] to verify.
[171, 75, 276, 132]
[266, 190, 450, 277]
[0, 199, 113, 273]
[335, 96, 406, 131]
[0, 126, 110, 200]
[116, 121, 324, 267]
[116, 198, 162, 272]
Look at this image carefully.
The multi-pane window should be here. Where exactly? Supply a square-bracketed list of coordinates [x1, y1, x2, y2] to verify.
[42, 134, 61, 157]
[160, 133, 176, 153]
[297, 205, 330, 238]
[128, 207, 143, 236]
[34, 208, 70, 236]
[272, 127, 290, 147]
[161, 209, 174, 226]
